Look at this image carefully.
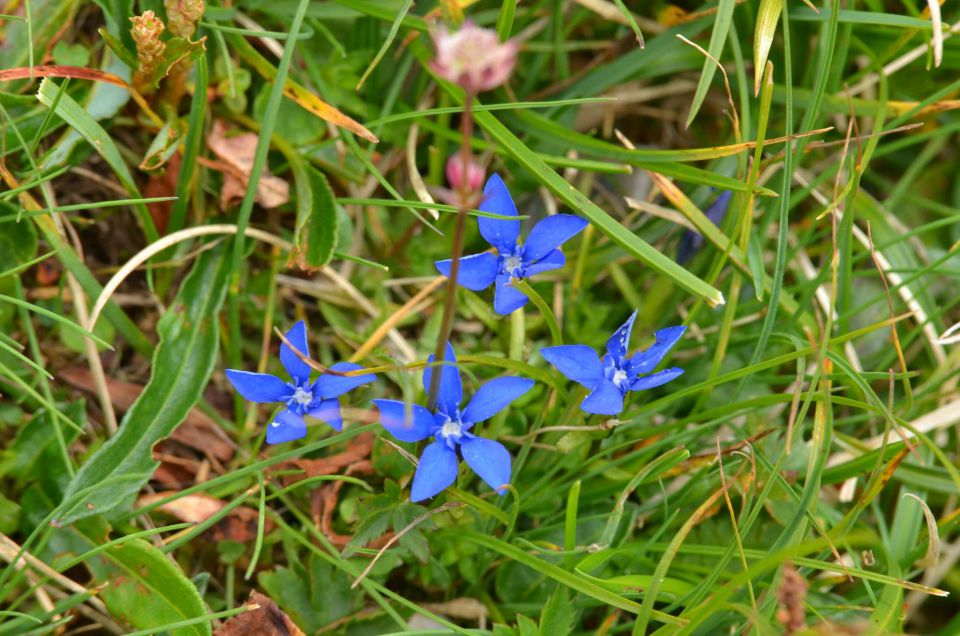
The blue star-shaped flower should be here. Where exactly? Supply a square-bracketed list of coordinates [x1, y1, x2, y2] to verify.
[225, 321, 375, 444]
[435, 174, 588, 315]
[541, 311, 685, 416]
[373, 342, 533, 502]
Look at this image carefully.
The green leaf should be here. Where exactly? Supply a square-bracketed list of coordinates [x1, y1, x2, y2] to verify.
[56, 245, 231, 526]
[140, 37, 207, 90]
[81, 526, 210, 636]
[0, 210, 37, 271]
[517, 614, 539, 636]
[292, 166, 339, 268]
[753, 0, 783, 95]
[139, 119, 182, 171]
[98, 27, 138, 69]
[686, 0, 736, 126]
[539, 586, 574, 636]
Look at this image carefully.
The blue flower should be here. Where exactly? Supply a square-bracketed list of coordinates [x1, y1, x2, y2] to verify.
[435, 174, 588, 315]
[226, 321, 375, 444]
[541, 311, 685, 416]
[373, 343, 533, 502]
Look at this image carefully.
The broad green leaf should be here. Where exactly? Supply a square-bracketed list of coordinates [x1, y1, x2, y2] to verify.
[291, 165, 339, 268]
[82, 527, 210, 636]
[36, 78, 158, 243]
[56, 245, 231, 526]
[0, 208, 37, 271]
[686, 0, 736, 126]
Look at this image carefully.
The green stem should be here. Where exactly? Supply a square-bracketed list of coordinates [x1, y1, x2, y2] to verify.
[509, 306, 525, 360]
[513, 279, 562, 346]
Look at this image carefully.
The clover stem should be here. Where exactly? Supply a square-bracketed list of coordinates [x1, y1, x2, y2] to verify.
[427, 93, 475, 410]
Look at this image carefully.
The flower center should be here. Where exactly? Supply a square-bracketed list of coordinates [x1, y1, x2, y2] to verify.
[292, 386, 313, 406]
[503, 255, 523, 276]
[611, 368, 629, 389]
[440, 420, 463, 442]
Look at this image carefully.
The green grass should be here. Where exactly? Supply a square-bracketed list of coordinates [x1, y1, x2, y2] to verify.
[1, 1, 959, 634]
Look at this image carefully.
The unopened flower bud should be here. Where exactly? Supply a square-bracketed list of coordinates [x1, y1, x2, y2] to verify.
[445, 152, 484, 193]
[164, 0, 205, 39]
[131, 11, 166, 66]
[430, 21, 518, 94]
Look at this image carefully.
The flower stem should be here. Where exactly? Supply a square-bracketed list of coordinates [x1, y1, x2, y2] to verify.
[427, 94, 474, 409]
[513, 279, 562, 347]
[509, 306, 525, 361]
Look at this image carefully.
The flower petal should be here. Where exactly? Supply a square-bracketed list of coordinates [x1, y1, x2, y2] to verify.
[279, 320, 312, 382]
[523, 249, 565, 276]
[605, 310, 638, 366]
[460, 436, 511, 495]
[225, 370, 290, 403]
[266, 409, 307, 444]
[307, 398, 342, 431]
[410, 441, 459, 502]
[315, 362, 375, 399]
[522, 214, 587, 264]
[493, 274, 528, 315]
[373, 399, 437, 443]
[626, 325, 686, 376]
[630, 368, 684, 392]
[477, 173, 520, 252]
[435, 252, 498, 291]
[580, 378, 624, 415]
[422, 342, 462, 415]
[540, 345, 604, 387]
[461, 376, 534, 427]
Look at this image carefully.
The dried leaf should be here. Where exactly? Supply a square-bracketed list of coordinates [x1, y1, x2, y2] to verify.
[215, 591, 305, 636]
[206, 119, 290, 210]
[137, 492, 271, 543]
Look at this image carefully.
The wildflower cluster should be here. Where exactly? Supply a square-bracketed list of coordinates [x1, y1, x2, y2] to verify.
[225, 22, 686, 503]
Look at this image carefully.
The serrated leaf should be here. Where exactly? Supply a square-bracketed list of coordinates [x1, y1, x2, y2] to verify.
[56, 245, 231, 526]
[517, 614, 538, 636]
[539, 587, 574, 636]
[140, 36, 207, 90]
[291, 165, 339, 269]
[753, 0, 783, 95]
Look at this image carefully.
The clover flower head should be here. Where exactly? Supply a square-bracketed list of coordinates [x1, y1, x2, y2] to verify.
[541, 311, 685, 416]
[373, 343, 533, 502]
[435, 174, 588, 315]
[678, 190, 732, 264]
[225, 321, 375, 444]
[430, 20, 518, 93]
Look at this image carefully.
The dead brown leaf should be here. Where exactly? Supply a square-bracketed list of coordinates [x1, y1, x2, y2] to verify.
[137, 492, 272, 543]
[215, 591, 304, 636]
[206, 119, 290, 210]
[59, 366, 236, 462]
